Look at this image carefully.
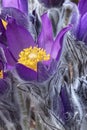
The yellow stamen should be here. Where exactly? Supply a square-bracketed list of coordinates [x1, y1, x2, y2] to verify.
[18, 46, 50, 71]
[2, 19, 8, 29]
[0, 70, 3, 79]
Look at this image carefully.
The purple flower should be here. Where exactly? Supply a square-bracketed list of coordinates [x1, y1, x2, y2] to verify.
[2, 0, 28, 14]
[0, 0, 29, 44]
[72, 0, 87, 43]
[59, 84, 74, 123]
[1, 13, 71, 82]
[38, 0, 65, 8]
[0, 7, 29, 45]
[52, 82, 74, 125]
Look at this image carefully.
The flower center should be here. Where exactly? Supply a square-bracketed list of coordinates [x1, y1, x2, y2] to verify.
[18, 46, 50, 71]
[2, 19, 8, 29]
[0, 70, 3, 79]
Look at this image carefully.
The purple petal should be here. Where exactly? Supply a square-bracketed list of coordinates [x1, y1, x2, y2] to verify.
[0, 62, 3, 70]
[2, 0, 28, 14]
[38, 0, 64, 8]
[75, 13, 87, 43]
[51, 25, 72, 61]
[60, 85, 72, 113]
[0, 44, 17, 66]
[37, 13, 54, 54]
[48, 59, 57, 75]
[6, 19, 35, 60]
[1, 7, 29, 31]
[4, 48, 17, 65]
[70, 3, 80, 36]
[0, 43, 16, 66]
[78, 0, 87, 16]
[53, 89, 64, 119]
[37, 62, 50, 82]
[60, 84, 74, 122]
[37, 59, 57, 81]
[15, 63, 37, 81]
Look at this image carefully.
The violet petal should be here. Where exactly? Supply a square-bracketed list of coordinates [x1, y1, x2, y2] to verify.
[6, 19, 35, 60]
[60, 84, 74, 122]
[15, 63, 37, 81]
[78, 0, 87, 16]
[37, 62, 50, 82]
[1, 7, 29, 30]
[76, 13, 87, 43]
[51, 25, 72, 61]
[37, 13, 53, 54]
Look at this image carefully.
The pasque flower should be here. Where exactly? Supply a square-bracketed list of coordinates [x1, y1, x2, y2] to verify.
[0, 12, 71, 82]
[0, 7, 30, 46]
[0, 0, 29, 45]
[38, 0, 65, 8]
[71, 0, 87, 43]
[59, 83, 74, 123]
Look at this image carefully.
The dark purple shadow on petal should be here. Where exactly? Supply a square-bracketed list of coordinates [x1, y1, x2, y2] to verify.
[0, 19, 7, 45]
[15, 63, 37, 81]
[6, 19, 35, 60]
[31, 9, 42, 37]
[76, 13, 87, 43]
[2, 0, 28, 14]
[48, 59, 57, 75]
[1, 7, 29, 30]
[38, 0, 64, 8]
[37, 59, 57, 82]
[37, 13, 54, 54]
[0, 43, 17, 65]
[78, 0, 87, 16]
[0, 62, 3, 70]
[5, 48, 17, 65]
[51, 25, 72, 61]
[60, 86, 72, 113]
[0, 79, 9, 95]
[53, 89, 64, 120]
[60, 84, 74, 122]
[37, 62, 50, 82]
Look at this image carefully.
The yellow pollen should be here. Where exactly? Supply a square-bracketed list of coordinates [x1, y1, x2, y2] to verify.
[18, 46, 50, 71]
[2, 19, 8, 29]
[0, 70, 3, 79]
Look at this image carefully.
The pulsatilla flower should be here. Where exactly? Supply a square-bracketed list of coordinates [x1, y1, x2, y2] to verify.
[38, 0, 65, 8]
[0, 0, 29, 44]
[71, 0, 87, 43]
[59, 84, 74, 123]
[1, 13, 71, 82]
[0, 6, 30, 46]
[0, 0, 29, 41]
